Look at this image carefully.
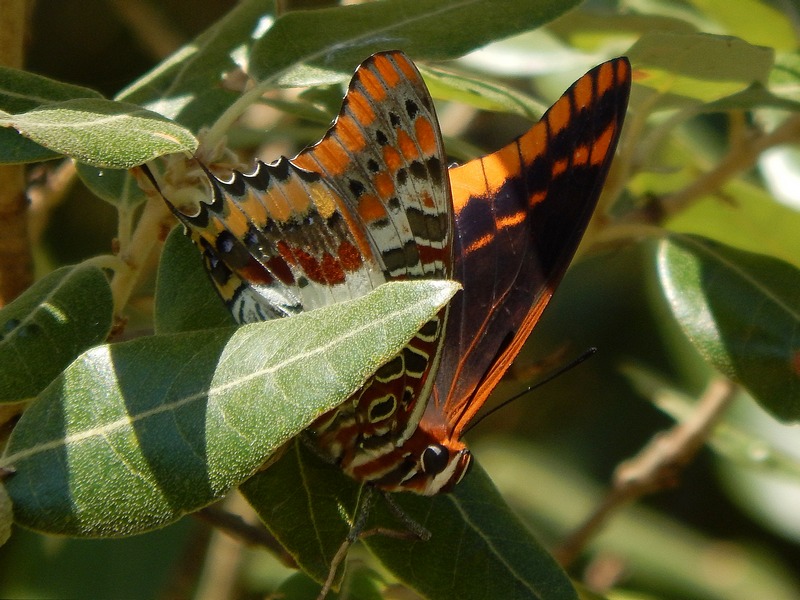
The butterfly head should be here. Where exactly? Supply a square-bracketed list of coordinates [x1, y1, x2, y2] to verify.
[415, 438, 472, 495]
[374, 420, 472, 496]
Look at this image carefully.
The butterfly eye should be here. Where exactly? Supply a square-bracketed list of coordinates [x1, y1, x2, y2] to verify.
[421, 444, 450, 475]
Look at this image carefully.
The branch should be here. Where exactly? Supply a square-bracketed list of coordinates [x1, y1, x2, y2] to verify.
[554, 377, 737, 568]
[195, 505, 298, 569]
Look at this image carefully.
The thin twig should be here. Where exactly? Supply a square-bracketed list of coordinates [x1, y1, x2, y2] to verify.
[195, 505, 298, 569]
[554, 378, 737, 568]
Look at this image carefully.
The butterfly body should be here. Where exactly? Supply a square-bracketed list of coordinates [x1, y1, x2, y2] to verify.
[148, 51, 630, 497]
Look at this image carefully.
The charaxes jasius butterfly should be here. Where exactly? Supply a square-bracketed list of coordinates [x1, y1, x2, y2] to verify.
[145, 48, 629, 585]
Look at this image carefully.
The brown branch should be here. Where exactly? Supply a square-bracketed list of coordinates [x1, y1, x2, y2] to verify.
[554, 378, 737, 568]
[195, 505, 298, 569]
[0, 0, 32, 305]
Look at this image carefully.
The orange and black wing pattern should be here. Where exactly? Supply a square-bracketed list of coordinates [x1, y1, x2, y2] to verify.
[433, 58, 632, 437]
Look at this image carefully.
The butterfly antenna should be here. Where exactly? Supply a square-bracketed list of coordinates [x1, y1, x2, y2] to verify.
[463, 347, 597, 436]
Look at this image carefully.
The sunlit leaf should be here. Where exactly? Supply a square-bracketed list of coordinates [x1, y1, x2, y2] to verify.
[657, 234, 800, 421]
[0, 98, 197, 168]
[686, 0, 797, 51]
[2, 280, 458, 536]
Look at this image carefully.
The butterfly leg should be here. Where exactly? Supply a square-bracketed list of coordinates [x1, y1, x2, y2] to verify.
[378, 491, 431, 542]
[316, 489, 432, 599]
[317, 485, 377, 600]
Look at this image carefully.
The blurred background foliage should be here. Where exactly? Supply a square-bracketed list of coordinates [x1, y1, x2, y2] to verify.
[0, 0, 799, 599]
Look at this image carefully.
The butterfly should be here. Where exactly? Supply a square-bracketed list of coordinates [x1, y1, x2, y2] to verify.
[145, 50, 629, 498]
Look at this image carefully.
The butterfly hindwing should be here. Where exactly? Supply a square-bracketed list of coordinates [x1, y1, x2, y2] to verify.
[294, 51, 453, 281]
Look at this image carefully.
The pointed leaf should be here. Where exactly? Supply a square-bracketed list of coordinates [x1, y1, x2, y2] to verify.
[657, 234, 800, 421]
[419, 64, 547, 119]
[0, 265, 112, 402]
[76, 164, 147, 207]
[1, 280, 459, 536]
[0, 66, 104, 165]
[116, 0, 275, 128]
[0, 98, 197, 168]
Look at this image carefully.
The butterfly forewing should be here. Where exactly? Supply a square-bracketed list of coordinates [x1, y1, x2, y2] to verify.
[433, 58, 632, 437]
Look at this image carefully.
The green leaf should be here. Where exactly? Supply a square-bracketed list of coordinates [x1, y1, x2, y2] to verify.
[627, 31, 774, 106]
[419, 64, 547, 119]
[657, 234, 800, 421]
[0, 98, 197, 168]
[665, 178, 800, 271]
[0, 65, 98, 163]
[75, 164, 147, 207]
[240, 440, 360, 587]
[0, 65, 103, 113]
[0, 128, 60, 164]
[154, 227, 235, 334]
[366, 463, 578, 600]
[243, 442, 576, 600]
[1, 280, 458, 536]
[0, 265, 112, 402]
[686, 0, 797, 51]
[700, 82, 800, 113]
[250, 0, 582, 85]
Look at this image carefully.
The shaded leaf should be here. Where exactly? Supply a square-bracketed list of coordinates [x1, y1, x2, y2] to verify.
[366, 462, 577, 600]
[0, 265, 112, 402]
[116, 0, 274, 129]
[628, 31, 774, 106]
[244, 442, 576, 600]
[0, 65, 102, 113]
[0, 98, 197, 168]
[657, 234, 800, 421]
[250, 0, 582, 86]
[0, 128, 60, 165]
[2, 280, 458, 536]
[154, 228, 234, 335]
[76, 164, 147, 207]
[701, 82, 800, 113]
[241, 440, 360, 586]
